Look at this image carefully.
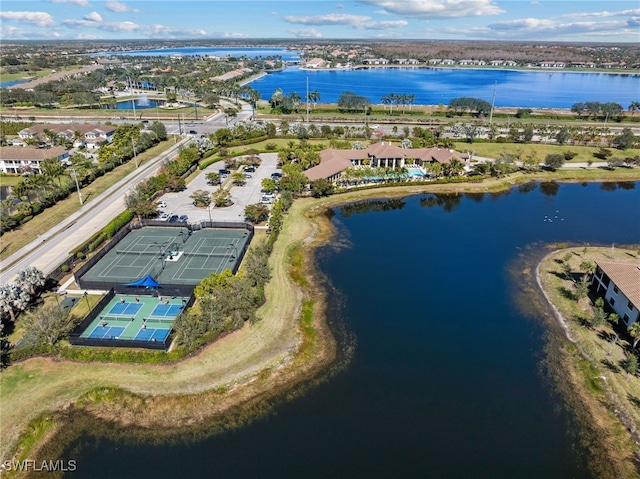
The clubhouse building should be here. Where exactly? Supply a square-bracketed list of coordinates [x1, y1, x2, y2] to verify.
[304, 142, 470, 182]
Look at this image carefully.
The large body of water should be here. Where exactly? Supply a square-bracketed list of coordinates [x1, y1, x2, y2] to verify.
[92, 47, 637, 108]
[63, 182, 640, 478]
[251, 66, 639, 109]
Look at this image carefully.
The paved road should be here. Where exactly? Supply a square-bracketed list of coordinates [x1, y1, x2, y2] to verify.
[0, 138, 191, 284]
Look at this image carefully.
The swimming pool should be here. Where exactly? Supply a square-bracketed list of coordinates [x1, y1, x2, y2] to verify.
[407, 168, 426, 178]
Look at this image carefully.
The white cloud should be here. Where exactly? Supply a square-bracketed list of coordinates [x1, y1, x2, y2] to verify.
[51, 0, 90, 6]
[83, 11, 102, 22]
[1, 25, 61, 39]
[284, 13, 372, 26]
[0, 11, 55, 27]
[357, 0, 504, 19]
[289, 28, 323, 38]
[565, 9, 640, 19]
[105, 1, 138, 13]
[61, 17, 208, 38]
[361, 20, 408, 30]
[283, 13, 406, 30]
[460, 16, 637, 41]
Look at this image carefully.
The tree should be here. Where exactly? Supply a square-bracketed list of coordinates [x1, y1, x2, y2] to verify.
[629, 322, 640, 350]
[21, 304, 76, 346]
[310, 178, 334, 197]
[15, 266, 45, 296]
[613, 128, 636, 150]
[244, 203, 270, 223]
[206, 172, 221, 186]
[150, 121, 167, 141]
[337, 91, 370, 114]
[261, 178, 278, 193]
[544, 153, 565, 171]
[307, 90, 320, 109]
[555, 127, 570, 145]
[40, 157, 65, 184]
[0, 283, 31, 322]
[574, 275, 590, 302]
[190, 190, 211, 207]
[622, 354, 639, 376]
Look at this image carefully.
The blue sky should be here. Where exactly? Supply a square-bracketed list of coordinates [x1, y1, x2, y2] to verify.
[1, 1, 639, 42]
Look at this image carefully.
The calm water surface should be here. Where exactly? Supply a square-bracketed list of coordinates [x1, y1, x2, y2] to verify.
[251, 66, 639, 108]
[64, 182, 640, 478]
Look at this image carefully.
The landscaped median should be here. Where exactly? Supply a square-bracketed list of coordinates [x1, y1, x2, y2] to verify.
[537, 246, 640, 478]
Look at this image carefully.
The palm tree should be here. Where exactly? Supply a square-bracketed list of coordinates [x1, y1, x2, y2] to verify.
[381, 95, 392, 114]
[308, 90, 320, 109]
[15, 266, 46, 296]
[629, 322, 640, 350]
[629, 101, 640, 116]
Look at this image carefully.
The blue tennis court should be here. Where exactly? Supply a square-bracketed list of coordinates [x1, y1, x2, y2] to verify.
[134, 327, 171, 342]
[149, 303, 183, 318]
[108, 302, 143, 316]
[87, 325, 126, 340]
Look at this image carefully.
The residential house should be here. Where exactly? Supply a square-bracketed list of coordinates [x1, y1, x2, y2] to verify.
[0, 146, 69, 174]
[17, 123, 116, 149]
[592, 261, 640, 325]
[304, 58, 327, 69]
[537, 61, 566, 68]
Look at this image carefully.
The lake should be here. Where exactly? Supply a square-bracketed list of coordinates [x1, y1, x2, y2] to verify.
[62, 181, 640, 478]
[250, 66, 639, 108]
[92, 46, 638, 108]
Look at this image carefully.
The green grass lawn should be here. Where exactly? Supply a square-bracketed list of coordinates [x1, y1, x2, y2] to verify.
[454, 142, 640, 163]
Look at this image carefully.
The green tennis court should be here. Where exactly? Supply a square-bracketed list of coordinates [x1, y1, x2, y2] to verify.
[79, 227, 251, 288]
[80, 294, 188, 343]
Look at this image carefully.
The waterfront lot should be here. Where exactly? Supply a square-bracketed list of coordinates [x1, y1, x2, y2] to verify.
[158, 152, 279, 223]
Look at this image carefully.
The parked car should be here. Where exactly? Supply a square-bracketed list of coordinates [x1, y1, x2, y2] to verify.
[243, 173, 252, 178]
[158, 213, 170, 221]
[178, 215, 188, 222]
[271, 172, 282, 179]
[245, 166, 256, 172]
[157, 201, 167, 208]
[219, 168, 231, 175]
[261, 196, 274, 204]
[168, 215, 179, 223]
[188, 130, 198, 135]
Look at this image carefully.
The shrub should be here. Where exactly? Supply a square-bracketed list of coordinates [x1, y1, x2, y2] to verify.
[60, 264, 70, 273]
[76, 252, 85, 260]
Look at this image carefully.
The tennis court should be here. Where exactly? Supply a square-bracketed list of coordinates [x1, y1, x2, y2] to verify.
[79, 294, 187, 345]
[79, 227, 251, 289]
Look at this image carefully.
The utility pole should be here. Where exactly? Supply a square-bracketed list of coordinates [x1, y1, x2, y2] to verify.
[69, 167, 83, 205]
[306, 76, 310, 124]
[489, 80, 497, 125]
[132, 137, 138, 168]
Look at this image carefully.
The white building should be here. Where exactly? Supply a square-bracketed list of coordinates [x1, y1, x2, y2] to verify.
[592, 261, 640, 325]
[0, 146, 69, 174]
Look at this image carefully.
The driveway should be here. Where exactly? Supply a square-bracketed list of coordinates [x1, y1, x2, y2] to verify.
[158, 153, 280, 223]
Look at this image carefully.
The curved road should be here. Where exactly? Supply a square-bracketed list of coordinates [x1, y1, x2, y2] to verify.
[0, 138, 191, 284]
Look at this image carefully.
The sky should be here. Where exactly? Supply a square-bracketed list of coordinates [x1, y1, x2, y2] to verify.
[1, 0, 639, 42]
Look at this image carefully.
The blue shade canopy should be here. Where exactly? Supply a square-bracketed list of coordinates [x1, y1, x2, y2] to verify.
[124, 275, 160, 288]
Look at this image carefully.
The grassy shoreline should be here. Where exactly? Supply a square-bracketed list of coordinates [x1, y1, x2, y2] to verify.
[1, 171, 640, 474]
[536, 246, 640, 478]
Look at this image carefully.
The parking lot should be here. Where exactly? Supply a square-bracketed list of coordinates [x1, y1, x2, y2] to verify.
[157, 152, 280, 223]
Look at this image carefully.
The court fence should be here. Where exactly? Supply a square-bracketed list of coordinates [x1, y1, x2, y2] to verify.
[67, 288, 178, 351]
[74, 220, 253, 295]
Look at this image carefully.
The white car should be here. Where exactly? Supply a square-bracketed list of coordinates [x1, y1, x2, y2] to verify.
[157, 201, 167, 208]
[158, 212, 170, 221]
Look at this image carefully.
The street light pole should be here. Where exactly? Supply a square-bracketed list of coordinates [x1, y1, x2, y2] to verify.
[70, 167, 83, 205]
